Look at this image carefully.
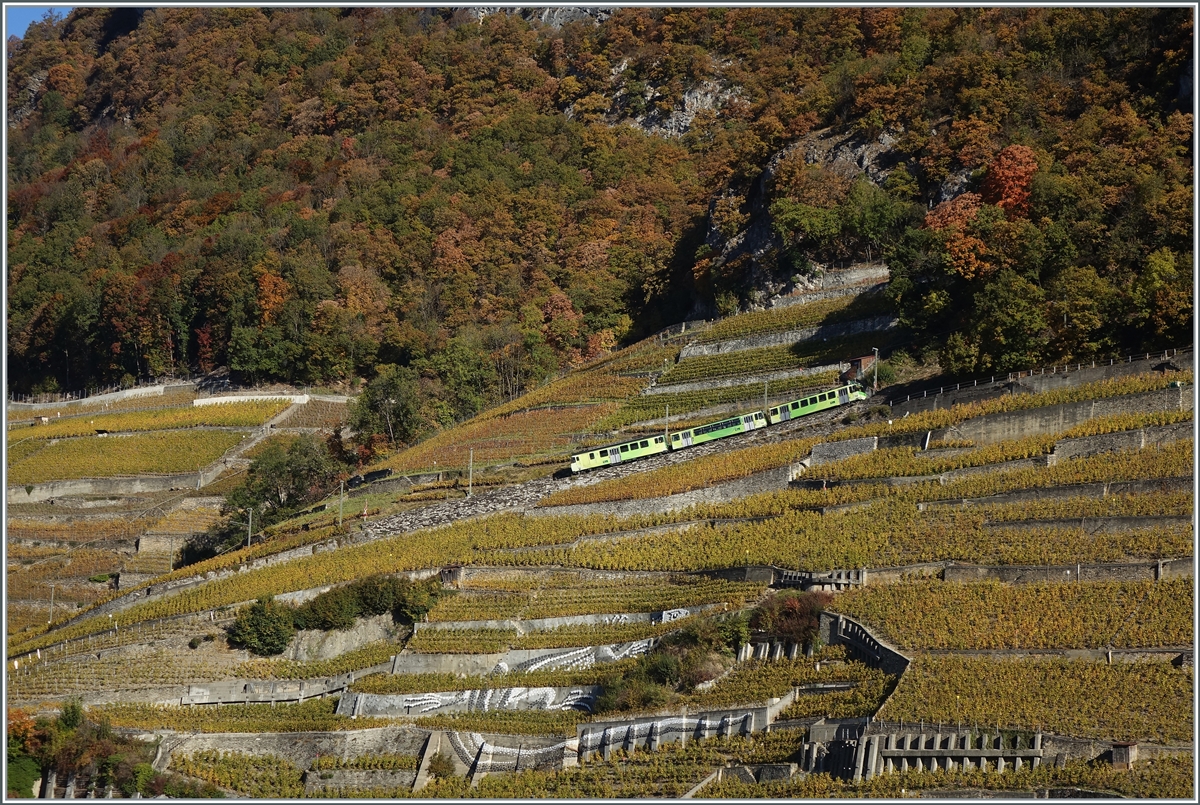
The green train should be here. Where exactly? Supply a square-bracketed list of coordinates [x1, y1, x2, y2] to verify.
[570, 381, 868, 473]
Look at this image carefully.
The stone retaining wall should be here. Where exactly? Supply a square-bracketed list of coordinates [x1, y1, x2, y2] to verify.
[160, 725, 429, 770]
[810, 436, 878, 467]
[888, 350, 1191, 416]
[679, 315, 897, 359]
[916, 477, 1192, 511]
[645, 362, 845, 396]
[1052, 421, 1193, 460]
[530, 465, 792, 519]
[929, 387, 1191, 446]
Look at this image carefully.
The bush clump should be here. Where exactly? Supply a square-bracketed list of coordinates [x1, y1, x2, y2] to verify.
[227, 596, 296, 656]
[292, 576, 442, 631]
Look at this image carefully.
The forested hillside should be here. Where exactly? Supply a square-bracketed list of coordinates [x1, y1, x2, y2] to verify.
[7, 7, 1192, 424]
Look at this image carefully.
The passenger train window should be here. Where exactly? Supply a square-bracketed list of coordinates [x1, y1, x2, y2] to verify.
[640, 440, 649, 448]
[589, 453, 595, 459]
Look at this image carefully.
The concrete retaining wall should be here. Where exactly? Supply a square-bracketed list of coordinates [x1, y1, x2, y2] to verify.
[193, 394, 309, 406]
[680, 315, 897, 359]
[576, 697, 789, 759]
[530, 465, 792, 519]
[392, 639, 657, 677]
[340, 685, 602, 718]
[415, 602, 720, 635]
[821, 612, 910, 677]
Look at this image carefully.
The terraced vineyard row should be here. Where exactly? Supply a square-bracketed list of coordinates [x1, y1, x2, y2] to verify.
[6, 386, 198, 424]
[8, 650, 230, 700]
[14, 437, 1188, 658]
[835, 578, 1194, 650]
[171, 751, 304, 798]
[6, 399, 289, 442]
[421, 740, 733, 798]
[545, 373, 1187, 507]
[877, 655, 1193, 744]
[406, 616, 703, 654]
[699, 754, 1195, 799]
[382, 404, 621, 475]
[416, 709, 589, 737]
[659, 331, 892, 387]
[683, 650, 892, 715]
[597, 371, 842, 429]
[8, 430, 250, 485]
[693, 292, 893, 345]
[350, 664, 637, 695]
[815, 411, 1191, 481]
[425, 577, 763, 622]
[237, 641, 397, 680]
[972, 489, 1194, 520]
[96, 696, 386, 733]
[498, 467, 1193, 572]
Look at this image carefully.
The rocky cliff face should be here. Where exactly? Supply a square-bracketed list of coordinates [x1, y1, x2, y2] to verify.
[697, 126, 911, 314]
[468, 7, 614, 28]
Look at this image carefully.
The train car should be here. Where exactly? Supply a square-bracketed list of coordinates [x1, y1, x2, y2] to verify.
[766, 382, 867, 425]
[571, 434, 668, 473]
[668, 410, 767, 450]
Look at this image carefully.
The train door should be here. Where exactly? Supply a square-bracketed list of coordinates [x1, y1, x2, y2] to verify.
[682, 432, 693, 447]
[838, 386, 849, 405]
[609, 446, 622, 463]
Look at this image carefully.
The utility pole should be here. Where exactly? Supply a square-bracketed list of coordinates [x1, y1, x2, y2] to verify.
[665, 404, 669, 444]
[338, 480, 344, 527]
[247, 508, 252, 549]
[764, 380, 768, 413]
[47, 584, 55, 624]
[468, 448, 473, 497]
[872, 347, 879, 392]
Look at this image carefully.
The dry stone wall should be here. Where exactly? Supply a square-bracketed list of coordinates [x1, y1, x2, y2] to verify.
[679, 315, 897, 359]
[890, 349, 1191, 416]
[929, 387, 1191, 446]
[160, 725, 429, 771]
[530, 464, 792, 519]
[1051, 420, 1193, 460]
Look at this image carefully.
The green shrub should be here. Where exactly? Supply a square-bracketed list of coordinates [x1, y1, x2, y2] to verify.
[292, 575, 442, 631]
[6, 755, 41, 798]
[227, 596, 296, 656]
[427, 752, 457, 779]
